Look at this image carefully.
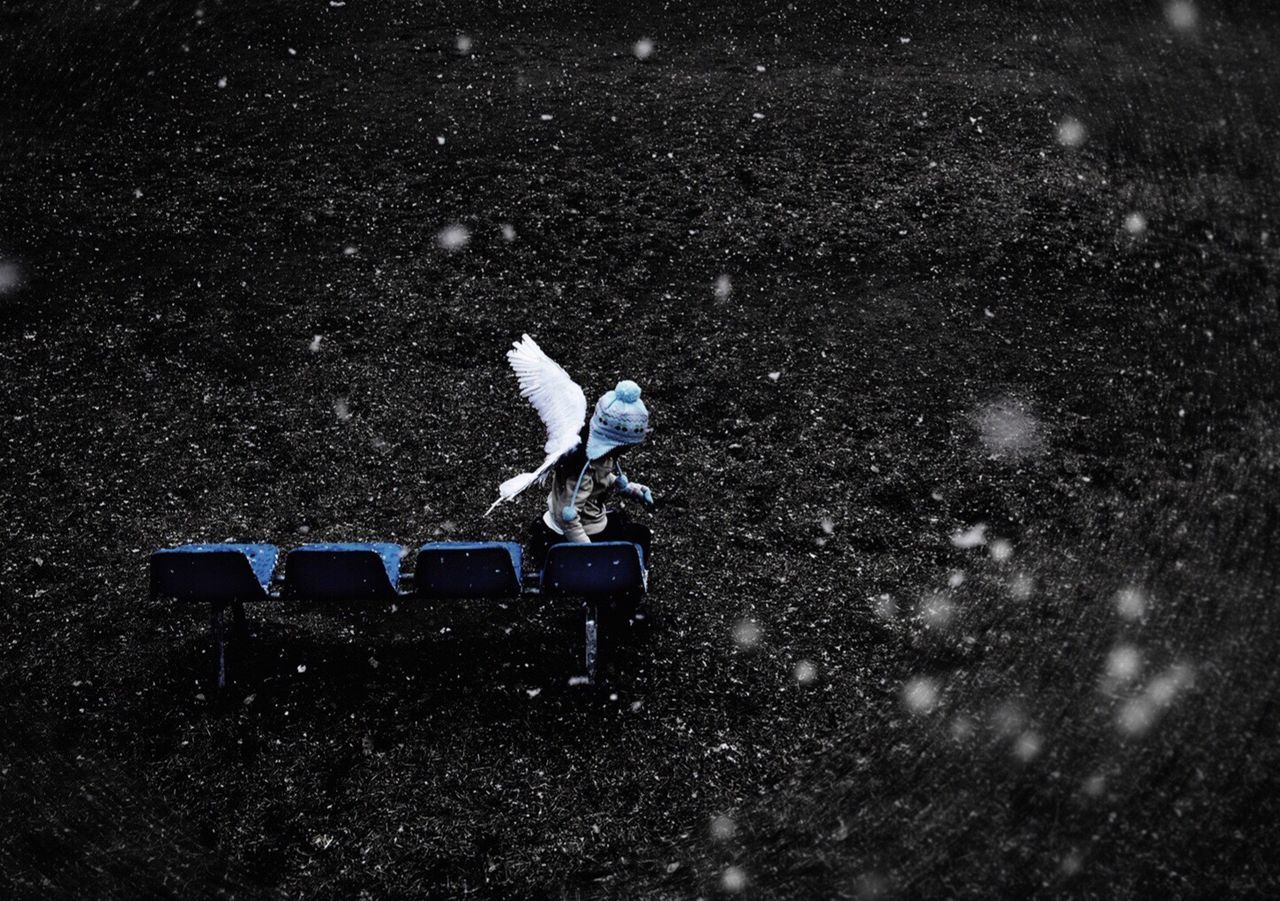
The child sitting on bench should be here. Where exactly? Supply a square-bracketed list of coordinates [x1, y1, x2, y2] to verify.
[487, 335, 656, 569]
[527, 381, 655, 567]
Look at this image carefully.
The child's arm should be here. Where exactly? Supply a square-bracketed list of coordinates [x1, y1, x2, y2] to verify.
[614, 472, 655, 510]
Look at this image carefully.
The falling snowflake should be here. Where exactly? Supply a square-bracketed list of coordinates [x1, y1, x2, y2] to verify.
[975, 397, 1044, 459]
[216, 76, 228, 89]
[1114, 586, 1147, 621]
[710, 814, 736, 841]
[1013, 730, 1043, 761]
[920, 592, 954, 630]
[1105, 644, 1143, 683]
[333, 397, 351, 421]
[309, 335, 323, 353]
[456, 34, 473, 54]
[500, 223, 517, 242]
[342, 245, 357, 257]
[714, 274, 732, 299]
[1124, 211, 1148, 235]
[1117, 664, 1193, 737]
[721, 866, 748, 893]
[733, 619, 762, 649]
[767, 371, 781, 381]
[874, 594, 897, 620]
[1009, 572, 1034, 601]
[437, 224, 470, 251]
[950, 523, 987, 548]
[1165, 0, 1198, 31]
[793, 660, 818, 684]
[633, 37, 654, 60]
[0, 260, 23, 296]
[989, 539, 1013, 562]
[902, 676, 939, 714]
[1057, 116, 1087, 148]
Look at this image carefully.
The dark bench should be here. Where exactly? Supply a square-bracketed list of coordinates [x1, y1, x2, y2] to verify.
[150, 538, 647, 687]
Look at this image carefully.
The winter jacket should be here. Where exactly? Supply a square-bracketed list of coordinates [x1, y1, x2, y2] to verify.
[543, 457, 619, 543]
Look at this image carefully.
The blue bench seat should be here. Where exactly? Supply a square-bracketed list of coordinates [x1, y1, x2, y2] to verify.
[150, 543, 278, 605]
[284, 542, 405, 601]
[416, 541, 523, 599]
[540, 541, 647, 596]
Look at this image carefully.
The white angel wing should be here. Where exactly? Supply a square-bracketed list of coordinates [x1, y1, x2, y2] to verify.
[485, 334, 587, 515]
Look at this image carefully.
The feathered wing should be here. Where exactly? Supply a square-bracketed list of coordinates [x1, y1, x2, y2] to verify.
[486, 334, 587, 515]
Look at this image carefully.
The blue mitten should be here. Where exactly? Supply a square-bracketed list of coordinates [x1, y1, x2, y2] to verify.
[621, 481, 655, 510]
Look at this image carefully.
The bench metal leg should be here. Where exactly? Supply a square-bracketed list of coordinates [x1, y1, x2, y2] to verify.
[584, 602, 599, 685]
[210, 604, 227, 690]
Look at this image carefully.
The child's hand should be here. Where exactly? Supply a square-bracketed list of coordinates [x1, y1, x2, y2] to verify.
[622, 481, 655, 510]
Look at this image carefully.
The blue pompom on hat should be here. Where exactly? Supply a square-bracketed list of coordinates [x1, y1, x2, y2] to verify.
[585, 379, 650, 460]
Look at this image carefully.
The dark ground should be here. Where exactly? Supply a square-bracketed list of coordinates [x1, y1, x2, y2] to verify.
[2, 0, 1280, 897]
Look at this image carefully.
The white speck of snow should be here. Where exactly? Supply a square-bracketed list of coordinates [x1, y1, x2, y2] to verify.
[568, 675, 589, 687]
[309, 334, 323, 353]
[1147, 663, 1194, 705]
[950, 523, 987, 548]
[1165, 0, 1198, 30]
[333, 397, 351, 421]
[714, 273, 733, 299]
[633, 37, 655, 60]
[710, 814, 736, 841]
[526, 688, 541, 698]
[975, 397, 1044, 459]
[903, 676, 940, 714]
[793, 660, 818, 684]
[951, 715, 976, 742]
[721, 866, 748, 893]
[133, 188, 143, 199]
[993, 701, 1027, 737]
[752, 112, 765, 120]
[539, 113, 554, 121]
[0, 260, 23, 296]
[755, 64, 766, 72]
[500, 223, 517, 242]
[288, 47, 297, 56]
[216, 76, 228, 89]
[1105, 644, 1143, 683]
[767, 371, 781, 381]
[899, 36, 912, 43]
[342, 245, 356, 256]
[1083, 774, 1106, 797]
[732, 618, 763, 650]
[1014, 730, 1043, 761]
[989, 539, 1013, 562]
[1061, 849, 1083, 876]
[436, 135, 446, 145]
[874, 593, 897, 620]
[947, 570, 965, 588]
[920, 592, 954, 629]
[1117, 663, 1194, 737]
[1057, 116, 1087, 148]
[456, 34, 473, 54]
[297, 664, 307, 674]
[1010, 572, 1034, 601]
[437, 224, 470, 251]
[1115, 586, 1147, 621]
[820, 517, 835, 535]
[1124, 211, 1148, 235]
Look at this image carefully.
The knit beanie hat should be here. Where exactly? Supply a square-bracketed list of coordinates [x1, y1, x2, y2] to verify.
[585, 380, 649, 460]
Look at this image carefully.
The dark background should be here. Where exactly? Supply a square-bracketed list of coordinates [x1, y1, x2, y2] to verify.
[2, 0, 1279, 897]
